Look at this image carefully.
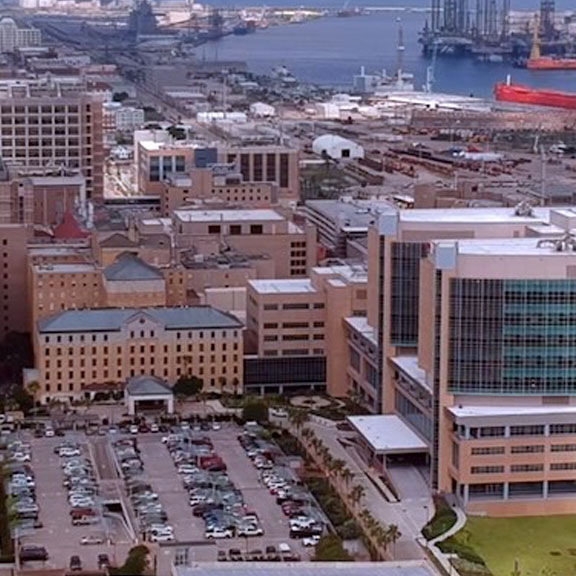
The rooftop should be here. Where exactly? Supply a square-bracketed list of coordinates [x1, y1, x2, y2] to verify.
[313, 264, 368, 284]
[100, 233, 139, 249]
[399, 207, 551, 225]
[347, 415, 428, 454]
[104, 253, 164, 282]
[390, 356, 431, 394]
[126, 375, 172, 397]
[174, 209, 285, 223]
[449, 405, 576, 418]
[38, 306, 243, 334]
[249, 279, 317, 295]
[442, 237, 576, 257]
[173, 562, 437, 576]
[345, 316, 378, 347]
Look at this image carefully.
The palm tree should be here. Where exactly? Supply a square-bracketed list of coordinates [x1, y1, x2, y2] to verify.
[349, 484, 365, 510]
[288, 408, 309, 436]
[373, 525, 391, 559]
[340, 467, 354, 489]
[387, 524, 401, 557]
[331, 458, 345, 485]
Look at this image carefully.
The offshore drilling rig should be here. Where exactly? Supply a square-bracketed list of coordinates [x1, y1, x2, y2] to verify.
[421, 0, 557, 60]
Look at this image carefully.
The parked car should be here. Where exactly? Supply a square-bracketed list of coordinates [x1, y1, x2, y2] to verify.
[69, 555, 82, 571]
[19, 545, 48, 562]
[97, 554, 111, 569]
[80, 535, 104, 545]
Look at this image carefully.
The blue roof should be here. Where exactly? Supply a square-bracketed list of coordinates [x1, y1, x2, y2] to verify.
[38, 307, 243, 334]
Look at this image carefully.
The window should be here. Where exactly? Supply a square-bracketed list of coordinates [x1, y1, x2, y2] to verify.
[551, 462, 576, 471]
[550, 424, 576, 435]
[263, 304, 278, 311]
[263, 323, 278, 329]
[250, 224, 263, 235]
[551, 444, 576, 452]
[283, 322, 308, 329]
[230, 225, 242, 235]
[283, 303, 308, 310]
[471, 466, 504, 474]
[510, 444, 545, 454]
[471, 446, 505, 456]
[208, 225, 221, 235]
[511, 464, 544, 473]
[510, 425, 545, 437]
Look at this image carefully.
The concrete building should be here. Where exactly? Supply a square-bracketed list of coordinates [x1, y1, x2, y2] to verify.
[422, 234, 576, 516]
[0, 163, 87, 226]
[160, 167, 278, 216]
[28, 306, 243, 404]
[172, 209, 316, 278]
[0, 18, 41, 54]
[0, 224, 29, 339]
[220, 145, 300, 204]
[0, 81, 104, 202]
[246, 264, 368, 395]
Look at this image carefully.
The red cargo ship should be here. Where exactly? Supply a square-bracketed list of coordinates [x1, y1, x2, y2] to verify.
[494, 80, 576, 110]
[527, 57, 576, 70]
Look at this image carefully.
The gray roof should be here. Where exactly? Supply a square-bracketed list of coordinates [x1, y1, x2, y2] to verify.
[126, 375, 172, 396]
[104, 253, 163, 281]
[38, 307, 243, 334]
[173, 563, 437, 576]
[100, 233, 139, 249]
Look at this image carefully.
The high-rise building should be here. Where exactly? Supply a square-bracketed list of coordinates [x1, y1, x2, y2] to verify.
[0, 81, 104, 202]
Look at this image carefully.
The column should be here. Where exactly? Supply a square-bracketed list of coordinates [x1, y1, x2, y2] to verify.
[543, 481, 549, 499]
[503, 482, 509, 500]
[463, 483, 470, 504]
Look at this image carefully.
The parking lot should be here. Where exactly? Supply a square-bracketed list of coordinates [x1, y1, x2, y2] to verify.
[15, 433, 133, 572]
[4, 420, 324, 572]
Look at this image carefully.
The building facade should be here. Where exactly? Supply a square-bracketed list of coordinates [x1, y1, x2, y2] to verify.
[29, 306, 244, 404]
[0, 82, 104, 202]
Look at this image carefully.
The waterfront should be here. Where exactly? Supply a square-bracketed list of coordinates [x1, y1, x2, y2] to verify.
[202, 0, 576, 97]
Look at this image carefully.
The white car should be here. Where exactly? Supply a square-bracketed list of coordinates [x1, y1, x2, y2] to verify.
[212, 422, 221, 431]
[237, 525, 264, 537]
[129, 425, 138, 435]
[45, 428, 55, 437]
[302, 535, 321, 547]
[150, 424, 159, 433]
[80, 535, 104, 545]
[205, 527, 233, 539]
[150, 532, 174, 543]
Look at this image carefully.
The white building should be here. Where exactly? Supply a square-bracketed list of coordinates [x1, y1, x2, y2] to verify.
[116, 107, 145, 131]
[312, 134, 364, 161]
[250, 102, 276, 118]
[0, 18, 41, 53]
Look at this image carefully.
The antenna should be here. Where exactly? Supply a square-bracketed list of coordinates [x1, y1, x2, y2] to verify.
[396, 18, 405, 83]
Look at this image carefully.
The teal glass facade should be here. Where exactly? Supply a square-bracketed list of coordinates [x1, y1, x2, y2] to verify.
[449, 279, 576, 395]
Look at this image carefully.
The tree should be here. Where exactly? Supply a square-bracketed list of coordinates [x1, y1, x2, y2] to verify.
[173, 376, 203, 400]
[112, 91, 129, 102]
[313, 534, 353, 562]
[387, 524, 401, 556]
[288, 408, 309, 435]
[349, 484, 365, 510]
[242, 399, 269, 423]
[340, 467, 354, 488]
[8, 386, 34, 415]
[110, 545, 149, 575]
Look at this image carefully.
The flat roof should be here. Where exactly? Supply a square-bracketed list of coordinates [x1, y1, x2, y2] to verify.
[173, 562, 437, 576]
[344, 316, 378, 347]
[348, 415, 428, 454]
[400, 207, 551, 225]
[449, 237, 576, 257]
[391, 356, 431, 393]
[34, 263, 96, 274]
[449, 405, 576, 418]
[249, 279, 317, 294]
[174, 209, 285, 223]
[313, 264, 368, 284]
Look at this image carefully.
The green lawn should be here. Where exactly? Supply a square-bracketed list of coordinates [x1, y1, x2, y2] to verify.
[449, 515, 576, 576]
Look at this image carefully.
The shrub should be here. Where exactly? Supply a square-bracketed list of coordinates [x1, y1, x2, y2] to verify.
[242, 399, 269, 423]
[337, 519, 363, 540]
[422, 495, 457, 540]
[313, 534, 353, 561]
[110, 545, 149, 575]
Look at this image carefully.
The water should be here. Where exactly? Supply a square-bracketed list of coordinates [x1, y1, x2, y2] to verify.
[199, 0, 576, 97]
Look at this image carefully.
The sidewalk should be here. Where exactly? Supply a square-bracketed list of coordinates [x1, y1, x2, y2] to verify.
[305, 420, 432, 561]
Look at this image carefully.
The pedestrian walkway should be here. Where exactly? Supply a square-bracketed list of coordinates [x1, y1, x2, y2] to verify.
[306, 420, 432, 561]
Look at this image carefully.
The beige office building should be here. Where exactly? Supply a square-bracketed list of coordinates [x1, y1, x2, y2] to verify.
[0, 82, 104, 202]
[28, 306, 243, 404]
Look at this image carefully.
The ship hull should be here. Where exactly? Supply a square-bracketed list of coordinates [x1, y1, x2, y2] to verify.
[527, 57, 576, 70]
[495, 82, 576, 110]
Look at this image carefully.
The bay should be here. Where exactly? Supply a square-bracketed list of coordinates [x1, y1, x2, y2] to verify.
[199, 0, 576, 97]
